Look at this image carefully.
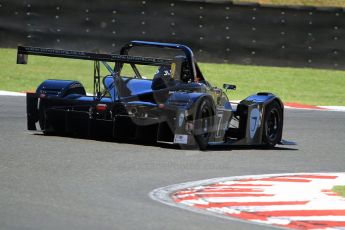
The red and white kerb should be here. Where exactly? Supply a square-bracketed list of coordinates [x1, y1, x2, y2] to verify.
[152, 173, 345, 230]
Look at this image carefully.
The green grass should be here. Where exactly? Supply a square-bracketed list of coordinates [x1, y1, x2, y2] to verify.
[1, 47, 345, 105]
[233, 0, 345, 8]
[200, 63, 345, 105]
[0, 48, 95, 93]
[332, 185, 345, 197]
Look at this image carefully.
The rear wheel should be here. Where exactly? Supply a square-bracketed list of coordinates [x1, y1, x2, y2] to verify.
[262, 101, 283, 147]
[38, 101, 49, 133]
[194, 99, 214, 150]
[38, 107, 55, 135]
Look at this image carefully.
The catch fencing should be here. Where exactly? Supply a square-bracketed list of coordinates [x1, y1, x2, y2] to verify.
[0, 0, 344, 69]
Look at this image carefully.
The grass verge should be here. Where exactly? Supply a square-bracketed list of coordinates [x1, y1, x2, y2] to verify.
[1, 47, 344, 105]
[332, 185, 345, 197]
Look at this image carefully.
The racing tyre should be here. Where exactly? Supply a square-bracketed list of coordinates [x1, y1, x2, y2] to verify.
[38, 108, 54, 135]
[38, 103, 49, 134]
[262, 101, 283, 147]
[194, 98, 213, 150]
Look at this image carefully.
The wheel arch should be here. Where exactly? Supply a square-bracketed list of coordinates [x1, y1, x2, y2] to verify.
[194, 94, 216, 115]
[36, 79, 86, 98]
[237, 92, 284, 146]
[192, 94, 216, 150]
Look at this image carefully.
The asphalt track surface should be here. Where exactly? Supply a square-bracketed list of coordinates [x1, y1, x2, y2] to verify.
[0, 96, 344, 230]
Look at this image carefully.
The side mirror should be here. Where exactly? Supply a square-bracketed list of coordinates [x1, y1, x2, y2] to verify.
[223, 84, 236, 91]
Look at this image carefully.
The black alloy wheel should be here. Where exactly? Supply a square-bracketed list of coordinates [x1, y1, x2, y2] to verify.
[263, 100, 283, 147]
[194, 98, 213, 150]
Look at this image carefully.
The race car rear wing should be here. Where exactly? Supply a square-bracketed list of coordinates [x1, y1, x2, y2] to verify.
[17, 46, 172, 66]
[17, 45, 173, 97]
[17, 41, 203, 97]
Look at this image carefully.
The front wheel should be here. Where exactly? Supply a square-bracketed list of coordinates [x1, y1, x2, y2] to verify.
[262, 101, 283, 147]
[194, 98, 214, 150]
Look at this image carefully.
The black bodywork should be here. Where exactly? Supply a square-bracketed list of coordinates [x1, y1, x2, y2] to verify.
[18, 41, 284, 149]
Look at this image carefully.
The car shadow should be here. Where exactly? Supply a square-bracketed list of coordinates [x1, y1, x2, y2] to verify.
[206, 145, 298, 151]
[32, 133, 298, 151]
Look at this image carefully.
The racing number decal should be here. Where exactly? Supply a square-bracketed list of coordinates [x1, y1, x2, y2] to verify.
[216, 112, 223, 137]
[249, 108, 261, 139]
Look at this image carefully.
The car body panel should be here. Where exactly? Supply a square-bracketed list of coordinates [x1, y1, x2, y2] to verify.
[20, 41, 284, 149]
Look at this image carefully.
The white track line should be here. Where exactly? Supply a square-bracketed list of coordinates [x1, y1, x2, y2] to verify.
[0, 90, 25, 96]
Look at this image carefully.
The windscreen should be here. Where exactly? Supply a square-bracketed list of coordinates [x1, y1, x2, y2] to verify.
[119, 63, 161, 79]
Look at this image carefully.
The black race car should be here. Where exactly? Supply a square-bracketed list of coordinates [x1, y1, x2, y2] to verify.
[18, 41, 284, 150]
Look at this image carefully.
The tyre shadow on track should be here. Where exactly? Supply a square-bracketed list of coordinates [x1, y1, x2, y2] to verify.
[206, 145, 298, 151]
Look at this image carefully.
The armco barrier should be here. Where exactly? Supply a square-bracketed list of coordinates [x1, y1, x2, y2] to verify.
[0, 0, 344, 69]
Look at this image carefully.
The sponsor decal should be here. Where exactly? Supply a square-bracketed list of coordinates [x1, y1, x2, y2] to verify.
[174, 134, 188, 144]
[249, 108, 260, 139]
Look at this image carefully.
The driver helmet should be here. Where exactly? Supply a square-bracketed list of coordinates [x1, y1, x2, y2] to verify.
[151, 65, 172, 90]
[154, 66, 171, 79]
